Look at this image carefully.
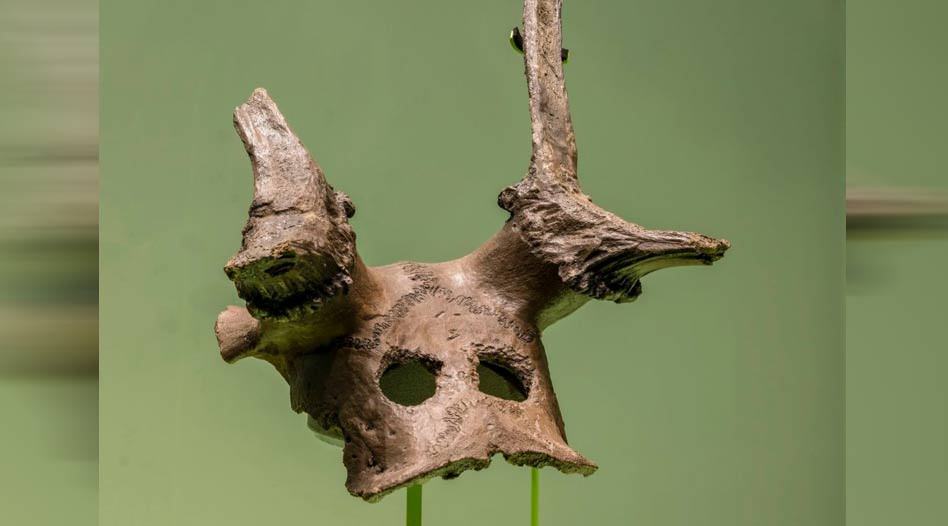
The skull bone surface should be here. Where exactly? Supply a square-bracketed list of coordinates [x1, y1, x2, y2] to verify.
[291, 261, 594, 500]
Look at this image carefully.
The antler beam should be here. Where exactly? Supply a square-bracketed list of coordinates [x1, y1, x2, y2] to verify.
[492, 0, 729, 310]
[215, 89, 379, 370]
[226, 88, 360, 321]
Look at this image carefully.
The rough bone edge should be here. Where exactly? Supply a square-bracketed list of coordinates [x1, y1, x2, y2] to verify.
[349, 449, 597, 503]
[494, 0, 729, 305]
[224, 88, 359, 320]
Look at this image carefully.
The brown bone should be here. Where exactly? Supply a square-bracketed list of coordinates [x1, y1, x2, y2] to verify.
[215, 0, 728, 501]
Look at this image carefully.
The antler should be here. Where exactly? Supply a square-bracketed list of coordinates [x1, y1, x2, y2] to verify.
[215, 89, 372, 367]
[474, 0, 729, 326]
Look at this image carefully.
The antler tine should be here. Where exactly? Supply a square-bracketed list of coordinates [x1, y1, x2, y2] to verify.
[521, 0, 578, 189]
[215, 89, 368, 363]
[481, 0, 728, 326]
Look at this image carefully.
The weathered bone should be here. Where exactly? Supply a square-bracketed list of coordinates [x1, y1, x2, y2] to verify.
[225, 88, 359, 322]
[495, 0, 729, 305]
[215, 0, 728, 502]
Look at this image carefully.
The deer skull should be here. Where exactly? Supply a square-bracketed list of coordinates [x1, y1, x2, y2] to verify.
[215, 0, 728, 501]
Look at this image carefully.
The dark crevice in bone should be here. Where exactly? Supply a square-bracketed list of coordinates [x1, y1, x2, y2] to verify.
[477, 359, 529, 402]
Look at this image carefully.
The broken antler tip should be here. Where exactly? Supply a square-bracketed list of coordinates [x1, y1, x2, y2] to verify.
[245, 87, 273, 107]
[215, 306, 261, 363]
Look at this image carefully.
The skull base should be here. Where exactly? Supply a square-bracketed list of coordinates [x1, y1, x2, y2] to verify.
[288, 261, 595, 500]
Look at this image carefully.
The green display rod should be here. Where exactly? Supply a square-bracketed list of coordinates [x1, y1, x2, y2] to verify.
[406, 484, 422, 526]
[404, 470, 539, 525]
[531, 468, 540, 526]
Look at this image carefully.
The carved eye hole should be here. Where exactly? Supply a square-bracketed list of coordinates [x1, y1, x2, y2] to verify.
[476, 359, 528, 402]
[379, 357, 440, 406]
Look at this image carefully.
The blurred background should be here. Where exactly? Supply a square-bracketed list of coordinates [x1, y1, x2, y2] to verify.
[846, 1, 948, 525]
[0, 0, 97, 524]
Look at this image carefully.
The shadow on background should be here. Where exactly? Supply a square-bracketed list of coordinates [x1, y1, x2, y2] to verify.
[0, 0, 97, 524]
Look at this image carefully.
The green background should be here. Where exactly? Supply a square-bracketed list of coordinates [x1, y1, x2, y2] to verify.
[846, 1, 948, 525]
[100, 1, 844, 525]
